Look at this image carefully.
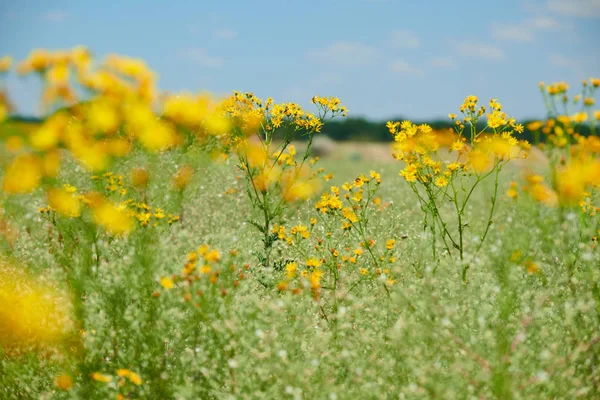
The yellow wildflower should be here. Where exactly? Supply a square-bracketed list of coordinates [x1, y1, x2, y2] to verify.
[160, 277, 174, 289]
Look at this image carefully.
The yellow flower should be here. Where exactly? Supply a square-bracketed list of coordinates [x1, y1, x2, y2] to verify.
[306, 257, 322, 268]
[254, 166, 281, 192]
[160, 277, 174, 289]
[0, 103, 7, 122]
[47, 188, 81, 218]
[342, 207, 359, 223]
[276, 281, 288, 292]
[572, 112, 587, 123]
[359, 268, 368, 275]
[92, 200, 135, 235]
[467, 150, 491, 174]
[91, 372, 112, 383]
[204, 249, 221, 262]
[197, 244, 210, 255]
[0, 262, 74, 352]
[369, 170, 381, 183]
[87, 98, 121, 134]
[138, 120, 176, 152]
[286, 262, 297, 278]
[386, 239, 396, 250]
[2, 154, 43, 194]
[172, 165, 195, 191]
[242, 142, 269, 169]
[0, 55, 12, 72]
[117, 369, 143, 385]
[434, 176, 448, 188]
[54, 374, 73, 391]
[524, 261, 538, 274]
[131, 168, 149, 189]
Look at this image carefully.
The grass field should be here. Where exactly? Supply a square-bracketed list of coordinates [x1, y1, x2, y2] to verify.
[1, 50, 599, 399]
[1, 144, 599, 399]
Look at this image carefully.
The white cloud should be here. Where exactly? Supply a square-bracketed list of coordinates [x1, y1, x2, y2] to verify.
[529, 15, 561, 29]
[454, 41, 504, 61]
[546, 0, 600, 17]
[389, 60, 424, 77]
[430, 56, 457, 69]
[213, 28, 236, 40]
[548, 53, 581, 68]
[491, 15, 562, 43]
[177, 48, 223, 68]
[492, 23, 535, 42]
[308, 41, 377, 67]
[389, 30, 420, 48]
[41, 11, 68, 22]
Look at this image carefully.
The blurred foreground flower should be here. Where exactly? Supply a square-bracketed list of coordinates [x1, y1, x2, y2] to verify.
[0, 262, 74, 353]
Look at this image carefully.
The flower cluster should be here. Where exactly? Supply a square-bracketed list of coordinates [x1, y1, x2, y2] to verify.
[389, 97, 527, 263]
[158, 245, 245, 308]
[275, 171, 396, 301]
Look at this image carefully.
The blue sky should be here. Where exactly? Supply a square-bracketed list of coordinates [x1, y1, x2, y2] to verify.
[0, 0, 599, 121]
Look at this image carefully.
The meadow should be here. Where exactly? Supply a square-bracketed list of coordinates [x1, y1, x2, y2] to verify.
[0, 49, 599, 399]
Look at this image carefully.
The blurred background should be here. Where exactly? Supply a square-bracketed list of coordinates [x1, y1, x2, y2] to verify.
[1, 0, 599, 140]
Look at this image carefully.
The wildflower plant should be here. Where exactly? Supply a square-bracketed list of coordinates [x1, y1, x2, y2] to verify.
[2, 46, 600, 400]
[225, 92, 347, 268]
[389, 96, 528, 278]
[272, 172, 398, 313]
[520, 79, 600, 263]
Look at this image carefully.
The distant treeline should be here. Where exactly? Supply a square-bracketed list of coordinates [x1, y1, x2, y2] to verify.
[315, 117, 594, 143]
[8, 115, 594, 144]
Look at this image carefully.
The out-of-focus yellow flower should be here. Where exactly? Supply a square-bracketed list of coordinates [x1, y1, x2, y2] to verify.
[242, 141, 269, 169]
[572, 112, 588, 124]
[0, 262, 74, 352]
[0, 102, 6, 122]
[29, 113, 69, 150]
[91, 372, 112, 383]
[162, 93, 212, 127]
[117, 369, 143, 385]
[172, 165, 195, 191]
[254, 166, 281, 192]
[106, 137, 131, 156]
[86, 98, 121, 134]
[306, 258, 322, 268]
[131, 168, 149, 189]
[529, 182, 558, 207]
[205, 112, 231, 135]
[137, 120, 175, 152]
[467, 150, 491, 174]
[526, 121, 543, 131]
[46, 63, 70, 86]
[2, 154, 43, 194]
[0, 55, 12, 72]
[4, 136, 24, 152]
[507, 181, 519, 199]
[282, 179, 320, 202]
[47, 187, 81, 218]
[72, 141, 110, 171]
[54, 374, 73, 391]
[160, 277, 174, 289]
[71, 45, 92, 72]
[91, 200, 134, 235]
[17, 49, 52, 74]
[42, 150, 62, 177]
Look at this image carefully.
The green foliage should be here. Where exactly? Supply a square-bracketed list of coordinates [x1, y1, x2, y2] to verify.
[1, 154, 599, 399]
